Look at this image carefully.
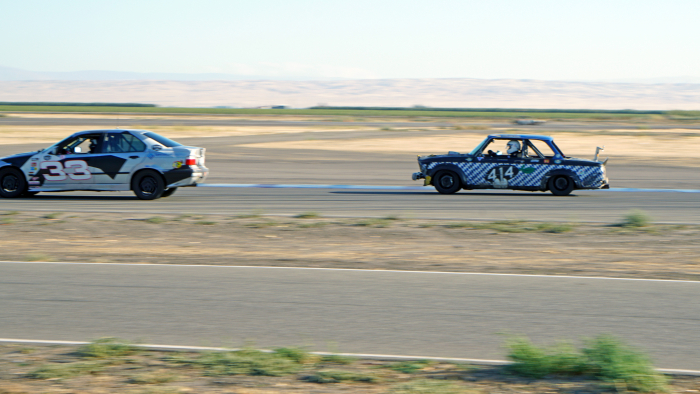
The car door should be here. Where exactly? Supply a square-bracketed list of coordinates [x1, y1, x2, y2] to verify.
[95, 132, 147, 186]
[35, 133, 101, 190]
[468, 138, 518, 189]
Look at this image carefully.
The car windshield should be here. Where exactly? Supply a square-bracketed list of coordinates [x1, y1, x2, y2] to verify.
[469, 137, 491, 155]
[143, 132, 182, 147]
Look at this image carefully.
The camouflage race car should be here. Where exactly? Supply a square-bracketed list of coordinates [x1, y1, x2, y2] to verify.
[412, 134, 609, 196]
[0, 129, 208, 200]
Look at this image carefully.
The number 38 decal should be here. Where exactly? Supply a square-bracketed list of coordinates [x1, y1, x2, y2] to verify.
[40, 160, 92, 181]
[485, 165, 519, 182]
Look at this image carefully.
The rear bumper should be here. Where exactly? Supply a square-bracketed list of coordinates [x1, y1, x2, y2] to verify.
[165, 165, 209, 187]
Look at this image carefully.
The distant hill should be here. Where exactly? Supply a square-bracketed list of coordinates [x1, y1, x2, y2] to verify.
[0, 75, 698, 110]
[0, 65, 284, 81]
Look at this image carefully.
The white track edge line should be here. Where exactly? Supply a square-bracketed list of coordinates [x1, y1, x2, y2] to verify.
[1, 339, 698, 375]
[1, 261, 698, 283]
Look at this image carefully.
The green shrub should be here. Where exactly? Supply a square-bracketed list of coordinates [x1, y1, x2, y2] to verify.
[389, 360, 434, 374]
[506, 337, 585, 378]
[356, 218, 393, 227]
[176, 349, 302, 376]
[78, 337, 137, 358]
[274, 347, 318, 364]
[43, 212, 63, 219]
[535, 222, 575, 233]
[27, 362, 104, 379]
[304, 369, 379, 383]
[295, 212, 320, 219]
[145, 216, 166, 224]
[582, 335, 667, 392]
[619, 210, 652, 228]
[506, 335, 667, 392]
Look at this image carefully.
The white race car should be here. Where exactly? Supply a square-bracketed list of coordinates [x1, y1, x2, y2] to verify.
[0, 129, 208, 200]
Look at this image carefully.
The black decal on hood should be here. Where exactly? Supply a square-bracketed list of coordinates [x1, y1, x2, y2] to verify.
[1, 153, 33, 168]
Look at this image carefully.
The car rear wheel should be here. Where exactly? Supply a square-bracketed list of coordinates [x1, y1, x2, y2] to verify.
[548, 175, 574, 196]
[0, 167, 27, 198]
[161, 187, 178, 198]
[132, 170, 165, 200]
[433, 171, 461, 194]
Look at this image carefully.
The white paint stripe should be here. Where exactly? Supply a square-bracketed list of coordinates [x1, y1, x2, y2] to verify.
[1, 338, 697, 375]
[197, 183, 700, 193]
[601, 187, 700, 193]
[1, 261, 698, 283]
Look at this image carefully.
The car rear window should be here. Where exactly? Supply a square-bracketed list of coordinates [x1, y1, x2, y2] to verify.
[143, 132, 182, 148]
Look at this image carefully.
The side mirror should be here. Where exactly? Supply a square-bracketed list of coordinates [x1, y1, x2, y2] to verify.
[74, 146, 82, 153]
[152, 145, 163, 151]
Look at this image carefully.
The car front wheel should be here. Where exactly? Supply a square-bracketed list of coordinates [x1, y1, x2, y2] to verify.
[433, 171, 461, 194]
[548, 175, 574, 196]
[132, 170, 165, 200]
[0, 167, 27, 198]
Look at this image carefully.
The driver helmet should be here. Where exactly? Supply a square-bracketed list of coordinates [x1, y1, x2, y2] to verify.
[507, 140, 521, 154]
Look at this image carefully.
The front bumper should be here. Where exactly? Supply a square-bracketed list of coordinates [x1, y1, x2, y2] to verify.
[412, 172, 425, 181]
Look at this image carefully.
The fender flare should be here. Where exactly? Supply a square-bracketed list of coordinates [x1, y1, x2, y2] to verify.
[541, 168, 582, 190]
[425, 164, 467, 186]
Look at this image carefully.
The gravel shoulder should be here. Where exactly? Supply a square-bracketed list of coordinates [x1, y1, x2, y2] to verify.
[2, 343, 699, 394]
[2, 211, 699, 281]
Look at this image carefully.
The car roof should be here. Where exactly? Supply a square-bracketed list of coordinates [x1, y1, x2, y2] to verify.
[488, 134, 553, 141]
[71, 129, 150, 136]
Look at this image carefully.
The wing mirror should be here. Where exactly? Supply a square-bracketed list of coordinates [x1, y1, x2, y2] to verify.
[152, 144, 163, 151]
[74, 146, 82, 153]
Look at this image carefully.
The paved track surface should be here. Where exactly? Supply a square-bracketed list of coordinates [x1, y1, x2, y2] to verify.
[1, 263, 698, 369]
[2, 187, 699, 223]
[1, 132, 699, 222]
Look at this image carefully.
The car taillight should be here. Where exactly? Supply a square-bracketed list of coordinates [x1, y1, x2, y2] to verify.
[185, 158, 196, 166]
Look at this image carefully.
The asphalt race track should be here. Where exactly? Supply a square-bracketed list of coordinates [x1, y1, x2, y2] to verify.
[2, 187, 700, 223]
[1, 131, 699, 223]
[1, 262, 699, 370]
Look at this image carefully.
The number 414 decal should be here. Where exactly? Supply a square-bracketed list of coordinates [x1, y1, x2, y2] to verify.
[40, 160, 92, 181]
[485, 165, 519, 181]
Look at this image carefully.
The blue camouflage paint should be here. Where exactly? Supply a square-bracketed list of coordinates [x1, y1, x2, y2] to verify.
[426, 161, 606, 188]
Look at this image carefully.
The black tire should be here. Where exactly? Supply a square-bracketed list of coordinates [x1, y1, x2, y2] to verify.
[433, 171, 461, 194]
[548, 175, 574, 196]
[132, 170, 165, 200]
[161, 187, 178, 198]
[0, 167, 27, 198]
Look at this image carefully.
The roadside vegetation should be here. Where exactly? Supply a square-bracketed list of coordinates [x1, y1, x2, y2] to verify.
[506, 335, 668, 392]
[2, 336, 692, 393]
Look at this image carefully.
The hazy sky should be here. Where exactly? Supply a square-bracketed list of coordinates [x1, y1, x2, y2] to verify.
[2, 0, 699, 80]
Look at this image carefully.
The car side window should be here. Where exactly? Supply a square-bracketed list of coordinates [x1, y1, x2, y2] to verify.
[104, 133, 147, 153]
[55, 134, 102, 155]
[528, 140, 556, 158]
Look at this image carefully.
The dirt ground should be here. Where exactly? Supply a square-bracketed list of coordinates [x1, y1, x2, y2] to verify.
[1, 343, 699, 394]
[1, 211, 699, 281]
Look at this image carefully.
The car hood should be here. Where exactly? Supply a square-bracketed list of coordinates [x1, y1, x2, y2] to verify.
[0, 151, 37, 167]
